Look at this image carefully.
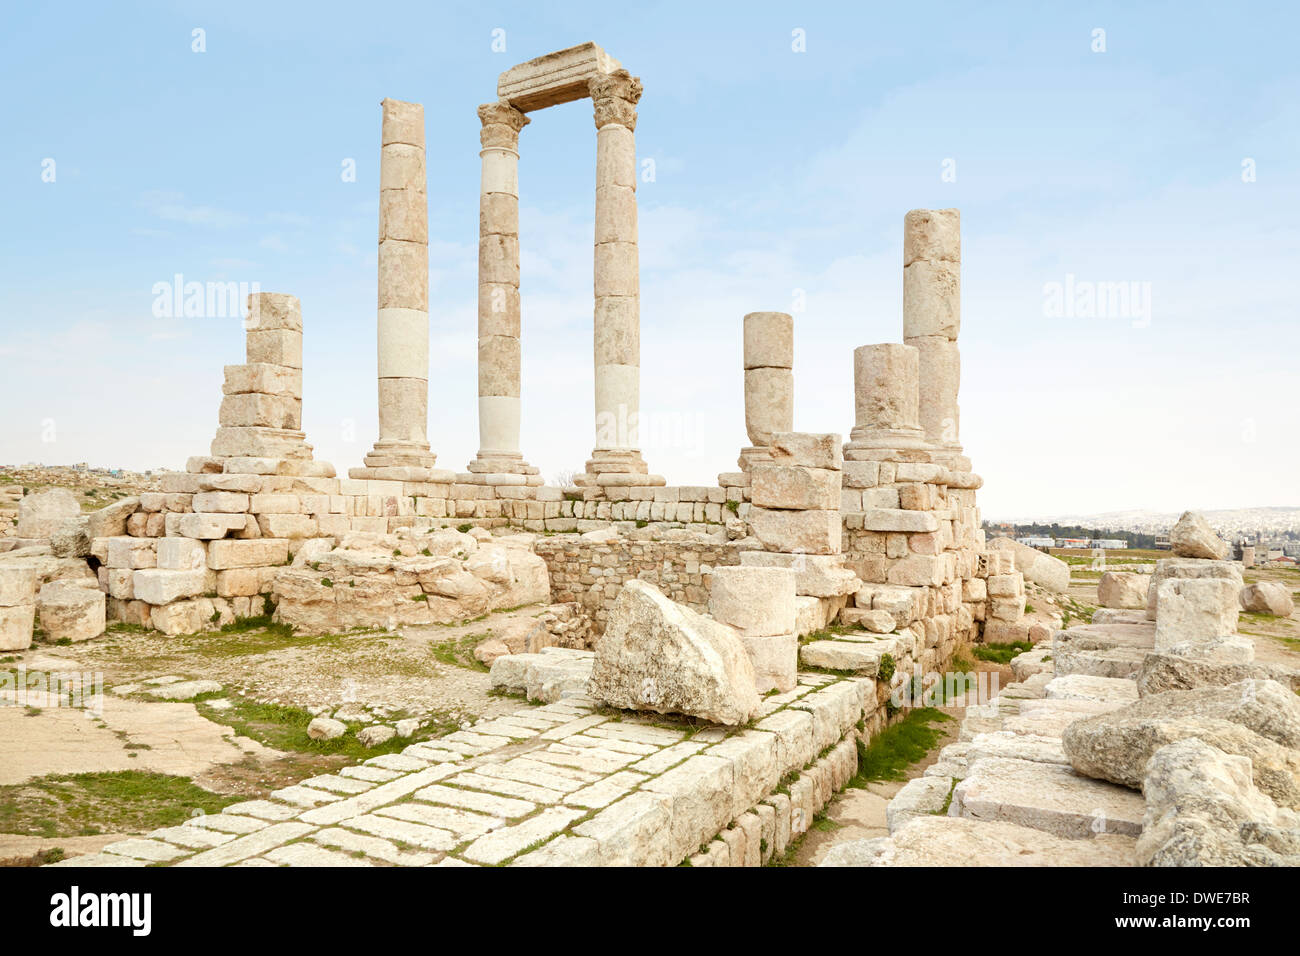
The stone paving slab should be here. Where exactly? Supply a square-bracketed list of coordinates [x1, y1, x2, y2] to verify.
[49, 672, 873, 868]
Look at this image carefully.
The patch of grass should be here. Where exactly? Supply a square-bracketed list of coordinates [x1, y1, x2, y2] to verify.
[724, 500, 739, 515]
[877, 653, 896, 683]
[196, 695, 437, 758]
[429, 632, 491, 673]
[456, 524, 473, 533]
[0, 846, 66, 867]
[848, 707, 952, 785]
[0, 771, 239, 838]
[972, 639, 1034, 664]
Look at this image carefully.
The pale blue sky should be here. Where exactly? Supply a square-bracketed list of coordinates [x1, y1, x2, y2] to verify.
[1, 1, 1296, 517]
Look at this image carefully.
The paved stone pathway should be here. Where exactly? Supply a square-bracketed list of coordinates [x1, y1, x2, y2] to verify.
[55, 671, 866, 867]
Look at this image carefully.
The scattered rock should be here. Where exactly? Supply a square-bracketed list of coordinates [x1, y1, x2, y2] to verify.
[357, 725, 396, 748]
[49, 518, 91, 558]
[395, 718, 420, 738]
[144, 679, 222, 701]
[1240, 582, 1294, 617]
[1136, 651, 1300, 696]
[1097, 571, 1149, 609]
[988, 537, 1070, 593]
[589, 580, 760, 726]
[1169, 511, 1229, 560]
[473, 637, 511, 665]
[36, 580, 106, 642]
[1136, 738, 1300, 866]
[821, 816, 1136, 867]
[307, 717, 346, 741]
[16, 488, 81, 539]
[1062, 679, 1300, 808]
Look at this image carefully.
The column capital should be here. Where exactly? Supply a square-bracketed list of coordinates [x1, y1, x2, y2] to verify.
[588, 69, 642, 130]
[477, 101, 530, 149]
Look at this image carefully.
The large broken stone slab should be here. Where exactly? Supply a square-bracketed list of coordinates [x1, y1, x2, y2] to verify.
[1240, 582, 1294, 617]
[1144, 557, 1241, 620]
[821, 815, 1136, 866]
[489, 648, 594, 703]
[36, 580, 106, 642]
[988, 537, 1070, 593]
[1135, 651, 1300, 697]
[1061, 679, 1300, 808]
[1170, 510, 1229, 560]
[1137, 738, 1300, 866]
[886, 776, 954, 833]
[16, 488, 81, 539]
[1154, 578, 1240, 650]
[1097, 571, 1150, 609]
[588, 580, 760, 726]
[953, 756, 1145, 838]
[1044, 674, 1139, 705]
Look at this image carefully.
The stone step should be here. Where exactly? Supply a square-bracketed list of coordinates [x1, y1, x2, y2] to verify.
[1044, 674, 1139, 705]
[819, 815, 1137, 866]
[951, 756, 1145, 839]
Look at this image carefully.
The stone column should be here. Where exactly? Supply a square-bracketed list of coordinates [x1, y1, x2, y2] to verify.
[581, 69, 661, 485]
[844, 343, 928, 455]
[354, 98, 438, 480]
[739, 312, 793, 471]
[903, 208, 961, 459]
[468, 102, 537, 476]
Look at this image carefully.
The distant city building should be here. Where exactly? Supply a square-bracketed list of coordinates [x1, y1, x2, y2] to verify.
[1154, 533, 1171, 549]
[1055, 537, 1090, 548]
[1090, 539, 1127, 550]
[1017, 536, 1055, 549]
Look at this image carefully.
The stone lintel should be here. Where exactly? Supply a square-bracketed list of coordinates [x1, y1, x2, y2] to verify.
[497, 42, 622, 112]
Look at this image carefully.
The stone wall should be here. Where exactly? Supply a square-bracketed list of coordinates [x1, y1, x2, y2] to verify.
[536, 533, 744, 632]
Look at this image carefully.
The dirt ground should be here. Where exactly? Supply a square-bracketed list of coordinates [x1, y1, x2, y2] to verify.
[0, 604, 551, 862]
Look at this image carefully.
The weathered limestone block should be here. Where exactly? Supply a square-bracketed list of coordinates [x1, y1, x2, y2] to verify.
[156, 537, 207, 571]
[176, 513, 249, 540]
[222, 363, 302, 397]
[1144, 557, 1242, 620]
[743, 367, 793, 447]
[0, 566, 39, 606]
[903, 208, 960, 266]
[1154, 578, 1240, 650]
[0, 605, 36, 651]
[589, 580, 760, 726]
[48, 517, 90, 558]
[105, 537, 157, 569]
[750, 464, 839, 511]
[902, 258, 960, 339]
[1062, 679, 1300, 808]
[85, 497, 140, 539]
[748, 508, 841, 555]
[821, 816, 1135, 867]
[1097, 571, 1150, 609]
[218, 393, 302, 430]
[708, 566, 796, 637]
[207, 539, 290, 570]
[739, 551, 860, 598]
[1170, 510, 1229, 560]
[36, 581, 106, 642]
[741, 633, 798, 695]
[988, 537, 1069, 594]
[1240, 582, 1294, 617]
[1136, 651, 1300, 697]
[16, 488, 80, 538]
[769, 433, 842, 471]
[192, 491, 250, 514]
[742, 312, 793, 370]
[1136, 738, 1300, 867]
[132, 568, 208, 606]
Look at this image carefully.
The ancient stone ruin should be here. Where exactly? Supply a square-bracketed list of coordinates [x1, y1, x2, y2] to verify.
[6, 42, 1296, 870]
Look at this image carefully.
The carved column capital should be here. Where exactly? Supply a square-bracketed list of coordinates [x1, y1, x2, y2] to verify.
[589, 69, 642, 130]
[477, 101, 530, 149]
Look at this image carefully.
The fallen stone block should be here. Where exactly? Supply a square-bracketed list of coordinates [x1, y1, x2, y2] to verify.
[36, 580, 106, 642]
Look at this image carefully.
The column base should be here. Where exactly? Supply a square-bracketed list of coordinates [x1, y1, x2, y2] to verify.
[582, 447, 650, 476]
[466, 451, 539, 477]
[845, 427, 932, 462]
[737, 446, 773, 472]
[350, 441, 445, 482]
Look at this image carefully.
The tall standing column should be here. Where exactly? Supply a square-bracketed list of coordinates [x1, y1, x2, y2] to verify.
[903, 208, 962, 461]
[739, 311, 793, 471]
[582, 69, 661, 484]
[468, 102, 537, 476]
[354, 98, 438, 480]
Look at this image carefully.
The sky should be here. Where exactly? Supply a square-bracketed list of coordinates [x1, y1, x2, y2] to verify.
[1, 1, 1297, 519]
